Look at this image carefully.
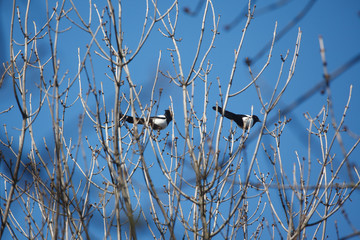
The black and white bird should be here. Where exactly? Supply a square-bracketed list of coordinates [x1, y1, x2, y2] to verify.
[212, 106, 261, 130]
[121, 109, 172, 130]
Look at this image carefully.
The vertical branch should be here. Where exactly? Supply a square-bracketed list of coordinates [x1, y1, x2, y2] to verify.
[213, 0, 254, 177]
[45, 0, 67, 238]
[106, 0, 139, 238]
[0, 0, 28, 237]
[319, 36, 353, 182]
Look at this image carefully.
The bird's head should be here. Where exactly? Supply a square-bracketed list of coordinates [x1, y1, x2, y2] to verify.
[165, 109, 173, 121]
[252, 115, 261, 124]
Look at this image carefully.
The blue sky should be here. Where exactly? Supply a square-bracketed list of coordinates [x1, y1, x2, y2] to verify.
[1, 0, 360, 239]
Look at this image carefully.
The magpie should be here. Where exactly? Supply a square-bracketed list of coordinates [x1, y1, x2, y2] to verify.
[121, 109, 172, 130]
[212, 106, 261, 130]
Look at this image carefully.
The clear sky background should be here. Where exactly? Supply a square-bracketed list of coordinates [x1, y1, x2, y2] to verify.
[1, 0, 360, 239]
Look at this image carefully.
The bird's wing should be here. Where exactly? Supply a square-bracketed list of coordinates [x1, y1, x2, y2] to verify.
[237, 114, 248, 118]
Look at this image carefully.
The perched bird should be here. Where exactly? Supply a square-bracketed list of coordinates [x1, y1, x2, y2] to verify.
[212, 106, 261, 130]
[121, 109, 172, 130]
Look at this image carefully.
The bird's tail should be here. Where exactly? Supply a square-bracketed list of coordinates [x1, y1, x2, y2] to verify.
[120, 114, 145, 124]
[212, 106, 237, 121]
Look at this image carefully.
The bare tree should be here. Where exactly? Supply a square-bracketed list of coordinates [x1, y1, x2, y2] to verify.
[1, 0, 359, 239]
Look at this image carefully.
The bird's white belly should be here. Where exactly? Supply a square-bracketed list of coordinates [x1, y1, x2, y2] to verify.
[152, 117, 167, 129]
[242, 116, 253, 129]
